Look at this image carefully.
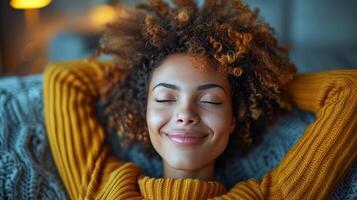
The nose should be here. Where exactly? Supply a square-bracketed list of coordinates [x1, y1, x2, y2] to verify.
[175, 104, 200, 125]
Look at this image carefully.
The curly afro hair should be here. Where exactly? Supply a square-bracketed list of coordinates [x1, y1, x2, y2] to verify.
[94, 0, 297, 159]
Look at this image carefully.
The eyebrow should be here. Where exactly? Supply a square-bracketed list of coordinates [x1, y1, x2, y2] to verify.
[152, 83, 227, 94]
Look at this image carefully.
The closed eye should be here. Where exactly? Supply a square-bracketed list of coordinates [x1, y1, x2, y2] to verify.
[155, 99, 222, 105]
[200, 101, 222, 105]
[155, 99, 176, 103]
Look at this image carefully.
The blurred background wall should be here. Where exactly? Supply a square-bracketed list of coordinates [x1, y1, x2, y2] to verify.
[0, 0, 356, 77]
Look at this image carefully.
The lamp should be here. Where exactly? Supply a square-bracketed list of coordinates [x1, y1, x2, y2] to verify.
[10, 0, 52, 34]
[10, 0, 51, 9]
[10, 0, 52, 67]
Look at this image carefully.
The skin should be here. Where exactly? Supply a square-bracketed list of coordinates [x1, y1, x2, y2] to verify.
[146, 53, 236, 181]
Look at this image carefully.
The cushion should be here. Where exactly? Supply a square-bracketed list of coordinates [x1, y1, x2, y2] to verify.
[0, 75, 68, 200]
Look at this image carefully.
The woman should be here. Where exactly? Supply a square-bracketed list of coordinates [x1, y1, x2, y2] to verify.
[43, 0, 356, 199]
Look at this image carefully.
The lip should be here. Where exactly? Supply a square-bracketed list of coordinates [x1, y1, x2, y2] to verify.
[164, 131, 208, 145]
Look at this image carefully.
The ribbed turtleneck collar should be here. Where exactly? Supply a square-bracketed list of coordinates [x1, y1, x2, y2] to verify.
[138, 176, 227, 199]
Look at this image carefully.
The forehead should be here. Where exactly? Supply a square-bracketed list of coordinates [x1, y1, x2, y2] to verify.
[150, 53, 230, 90]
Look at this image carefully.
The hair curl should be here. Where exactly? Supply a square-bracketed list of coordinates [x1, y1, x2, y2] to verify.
[95, 0, 296, 160]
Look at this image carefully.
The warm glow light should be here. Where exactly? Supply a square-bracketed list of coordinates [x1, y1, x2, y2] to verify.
[10, 0, 51, 9]
[89, 5, 118, 27]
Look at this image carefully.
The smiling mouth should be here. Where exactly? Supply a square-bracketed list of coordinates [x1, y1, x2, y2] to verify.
[164, 133, 208, 145]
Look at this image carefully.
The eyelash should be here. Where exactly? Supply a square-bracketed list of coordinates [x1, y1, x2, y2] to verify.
[155, 99, 222, 105]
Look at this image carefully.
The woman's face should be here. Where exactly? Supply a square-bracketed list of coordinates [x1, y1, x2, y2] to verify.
[146, 53, 236, 172]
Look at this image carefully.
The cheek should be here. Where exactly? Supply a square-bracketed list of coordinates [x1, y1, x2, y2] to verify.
[146, 103, 172, 152]
[200, 106, 233, 135]
[146, 104, 172, 132]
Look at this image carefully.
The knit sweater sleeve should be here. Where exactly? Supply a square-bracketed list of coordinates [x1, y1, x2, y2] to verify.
[43, 60, 142, 200]
[214, 69, 357, 200]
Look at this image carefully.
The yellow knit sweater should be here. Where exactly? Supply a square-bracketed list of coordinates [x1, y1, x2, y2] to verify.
[43, 60, 356, 200]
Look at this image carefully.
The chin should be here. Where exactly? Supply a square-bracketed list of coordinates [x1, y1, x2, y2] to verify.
[164, 155, 208, 171]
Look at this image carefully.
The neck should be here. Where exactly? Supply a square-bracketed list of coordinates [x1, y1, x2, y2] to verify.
[163, 161, 215, 181]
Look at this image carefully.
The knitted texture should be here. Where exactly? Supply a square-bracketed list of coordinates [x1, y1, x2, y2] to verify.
[0, 75, 68, 200]
[0, 68, 356, 199]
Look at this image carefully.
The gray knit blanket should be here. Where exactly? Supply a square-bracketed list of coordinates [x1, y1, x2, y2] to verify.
[0, 74, 355, 200]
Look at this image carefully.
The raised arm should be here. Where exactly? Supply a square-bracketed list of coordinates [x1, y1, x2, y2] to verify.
[43, 60, 142, 199]
[216, 69, 357, 200]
